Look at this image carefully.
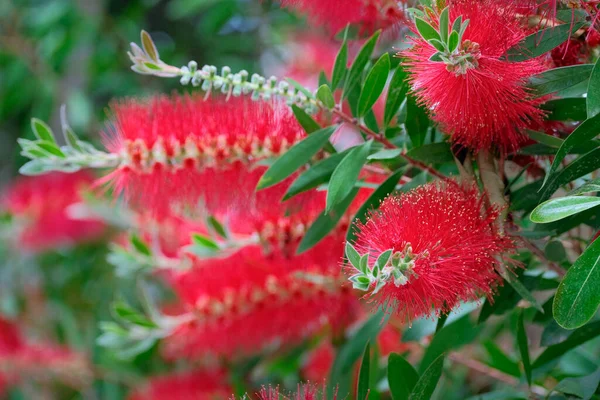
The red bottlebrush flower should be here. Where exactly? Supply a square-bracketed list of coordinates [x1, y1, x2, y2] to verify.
[2, 171, 105, 251]
[402, 0, 547, 153]
[100, 95, 304, 216]
[256, 382, 332, 400]
[551, 38, 586, 66]
[278, 0, 406, 35]
[128, 369, 231, 400]
[0, 317, 91, 391]
[163, 237, 360, 360]
[351, 181, 513, 322]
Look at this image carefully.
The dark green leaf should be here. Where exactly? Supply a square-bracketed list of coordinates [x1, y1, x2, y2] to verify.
[207, 215, 228, 239]
[292, 105, 321, 133]
[483, 341, 521, 377]
[284, 150, 349, 200]
[542, 112, 600, 189]
[529, 64, 594, 97]
[344, 31, 381, 97]
[507, 22, 584, 62]
[257, 126, 335, 190]
[326, 140, 372, 212]
[388, 353, 419, 400]
[448, 31, 459, 52]
[439, 7, 449, 43]
[406, 142, 454, 164]
[420, 315, 479, 373]
[517, 310, 532, 386]
[532, 320, 600, 369]
[317, 84, 336, 109]
[568, 179, 600, 196]
[358, 53, 391, 116]
[328, 310, 389, 399]
[587, 56, 600, 117]
[531, 196, 600, 223]
[332, 39, 349, 90]
[298, 188, 359, 254]
[554, 237, 600, 329]
[405, 96, 429, 148]
[525, 130, 564, 148]
[112, 302, 157, 328]
[502, 272, 544, 313]
[346, 168, 404, 243]
[545, 240, 567, 263]
[552, 368, 600, 400]
[31, 118, 55, 142]
[415, 17, 441, 42]
[357, 342, 371, 400]
[384, 67, 408, 127]
[409, 355, 444, 400]
[541, 320, 571, 346]
[542, 98, 588, 121]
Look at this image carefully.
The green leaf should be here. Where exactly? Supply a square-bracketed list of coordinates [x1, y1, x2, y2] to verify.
[532, 320, 600, 369]
[291, 105, 321, 134]
[483, 341, 521, 377]
[191, 233, 220, 251]
[358, 53, 391, 116]
[388, 354, 419, 400]
[525, 130, 563, 148]
[298, 188, 359, 254]
[554, 237, 600, 329]
[542, 112, 600, 189]
[414, 17, 441, 42]
[568, 178, 600, 196]
[36, 141, 65, 158]
[287, 77, 315, 99]
[345, 242, 362, 269]
[405, 96, 429, 148]
[207, 215, 228, 239]
[112, 302, 158, 328]
[18, 160, 53, 176]
[346, 168, 404, 243]
[587, 56, 600, 118]
[140, 30, 159, 62]
[542, 98, 588, 121]
[367, 148, 402, 160]
[552, 368, 600, 400]
[507, 22, 584, 62]
[502, 272, 544, 313]
[283, 150, 349, 200]
[326, 141, 372, 212]
[344, 31, 381, 97]
[357, 342, 371, 400]
[529, 64, 594, 97]
[30, 118, 55, 142]
[531, 196, 600, 223]
[328, 310, 389, 399]
[257, 126, 335, 190]
[317, 84, 336, 109]
[130, 234, 151, 256]
[332, 39, 348, 90]
[409, 355, 444, 400]
[384, 67, 408, 127]
[516, 310, 532, 386]
[419, 315, 479, 374]
[545, 240, 567, 263]
[448, 31, 459, 52]
[406, 142, 454, 164]
[439, 7, 449, 43]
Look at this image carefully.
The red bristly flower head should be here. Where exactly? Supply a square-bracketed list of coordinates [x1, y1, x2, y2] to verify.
[278, 0, 406, 35]
[401, 0, 548, 153]
[256, 382, 333, 400]
[100, 94, 304, 216]
[128, 369, 232, 400]
[162, 236, 360, 360]
[2, 171, 105, 251]
[350, 181, 513, 322]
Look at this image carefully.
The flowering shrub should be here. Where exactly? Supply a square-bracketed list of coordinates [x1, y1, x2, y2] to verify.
[3, 0, 600, 398]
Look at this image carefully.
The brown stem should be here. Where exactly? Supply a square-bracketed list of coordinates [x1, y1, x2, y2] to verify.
[331, 108, 448, 181]
[477, 150, 508, 233]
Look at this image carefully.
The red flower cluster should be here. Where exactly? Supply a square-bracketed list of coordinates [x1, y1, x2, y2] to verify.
[0, 318, 90, 394]
[278, 0, 406, 35]
[101, 95, 304, 216]
[352, 181, 513, 322]
[162, 236, 360, 360]
[402, 0, 547, 152]
[256, 382, 332, 400]
[2, 171, 105, 251]
[128, 369, 232, 400]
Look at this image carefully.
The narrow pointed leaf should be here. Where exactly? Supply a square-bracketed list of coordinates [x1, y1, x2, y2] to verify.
[517, 311, 532, 386]
[31, 118, 54, 142]
[326, 141, 372, 212]
[384, 67, 408, 126]
[357, 342, 371, 400]
[587, 56, 600, 117]
[533, 320, 600, 369]
[507, 22, 584, 61]
[409, 355, 445, 400]
[257, 126, 335, 190]
[531, 196, 600, 223]
[344, 31, 381, 97]
[358, 53, 390, 116]
[388, 353, 419, 400]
